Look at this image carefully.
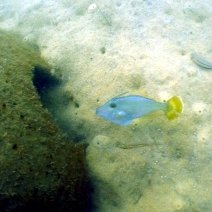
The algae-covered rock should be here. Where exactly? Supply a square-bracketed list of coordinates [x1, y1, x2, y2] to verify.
[0, 30, 87, 211]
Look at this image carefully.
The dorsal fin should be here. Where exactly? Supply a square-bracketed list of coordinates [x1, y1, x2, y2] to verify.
[112, 91, 129, 99]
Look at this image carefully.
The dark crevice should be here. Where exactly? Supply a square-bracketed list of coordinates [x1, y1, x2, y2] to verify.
[32, 66, 87, 143]
[32, 65, 61, 104]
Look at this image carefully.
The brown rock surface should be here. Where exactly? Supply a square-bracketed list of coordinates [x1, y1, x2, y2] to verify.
[0, 30, 87, 211]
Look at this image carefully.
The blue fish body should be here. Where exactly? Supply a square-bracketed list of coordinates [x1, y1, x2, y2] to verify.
[96, 95, 167, 125]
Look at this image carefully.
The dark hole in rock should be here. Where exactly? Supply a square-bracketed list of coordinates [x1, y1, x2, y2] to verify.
[32, 65, 61, 98]
[74, 102, 80, 108]
[12, 143, 18, 150]
[32, 66, 87, 143]
[19, 112, 25, 119]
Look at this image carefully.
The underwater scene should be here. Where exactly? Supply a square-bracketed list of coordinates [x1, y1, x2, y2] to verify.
[0, 0, 211, 211]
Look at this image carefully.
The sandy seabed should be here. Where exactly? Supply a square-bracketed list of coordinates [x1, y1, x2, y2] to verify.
[0, 0, 211, 211]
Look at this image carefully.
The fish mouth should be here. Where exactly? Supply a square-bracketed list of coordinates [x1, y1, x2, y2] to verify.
[96, 107, 109, 120]
[96, 107, 101, 115]
[96, 107, 105, 118]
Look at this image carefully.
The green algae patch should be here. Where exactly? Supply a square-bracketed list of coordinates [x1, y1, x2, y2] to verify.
[0, 30, 87, 211]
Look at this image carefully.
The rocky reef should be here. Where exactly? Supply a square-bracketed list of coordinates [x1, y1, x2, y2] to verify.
[0, 30, 87, 211]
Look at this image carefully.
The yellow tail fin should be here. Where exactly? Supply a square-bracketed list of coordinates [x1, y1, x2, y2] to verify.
[165, 96, 183, 120]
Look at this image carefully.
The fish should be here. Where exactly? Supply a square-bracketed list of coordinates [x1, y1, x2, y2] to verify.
[191, 52, 212, 69]
[96, 95, 183, 125]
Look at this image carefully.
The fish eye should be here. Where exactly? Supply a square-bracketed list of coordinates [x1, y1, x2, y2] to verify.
[109, 102, 117, 108]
